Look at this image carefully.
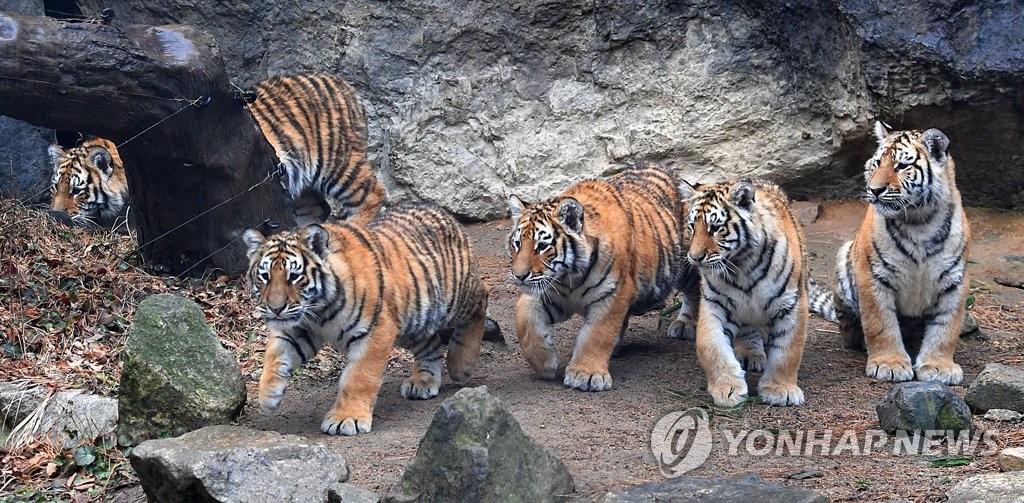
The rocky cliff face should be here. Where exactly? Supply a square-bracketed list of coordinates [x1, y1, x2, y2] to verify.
[63, 0, 1024, 218]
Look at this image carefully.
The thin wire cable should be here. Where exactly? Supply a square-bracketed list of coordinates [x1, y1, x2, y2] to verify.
[0, 75, 200, 103]
[130, 169, 278, 255]
[116, 98, 203, 148]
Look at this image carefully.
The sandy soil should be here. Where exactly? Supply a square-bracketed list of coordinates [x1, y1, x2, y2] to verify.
[240, 200, 1024, 502]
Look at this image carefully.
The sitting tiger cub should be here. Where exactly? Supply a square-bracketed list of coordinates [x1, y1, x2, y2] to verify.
[679, 179, 809, 407]
[48, 138, 128, 225]
[506, 164, 700, 392]
[248, 74, 386, 226]
[830, 122, 970, 384]
[243, 203, 489, 435]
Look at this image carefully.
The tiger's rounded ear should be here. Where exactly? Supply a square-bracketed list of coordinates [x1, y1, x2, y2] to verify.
[47, 145, 66, 166]
[729, 181, 755, 209]
[678, 180, 699, 199]
[557, 197, 584, 234]
[922, 128, 949, 163]
[508, 194, 526, 220]
[88, 146, 114, 175]
[242, 229, 266, 258]
[873, 120, 892, 144]
[302, 224, 330, 258]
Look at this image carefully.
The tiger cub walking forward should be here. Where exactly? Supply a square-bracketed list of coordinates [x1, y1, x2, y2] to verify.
[506, 165, 700, 392]
[248, 74, 386, 226]
[679, 179, 809, 407]
[48, 138, 128, 225]
[243, 203, 489, 435]
[832, 122, 969, 385]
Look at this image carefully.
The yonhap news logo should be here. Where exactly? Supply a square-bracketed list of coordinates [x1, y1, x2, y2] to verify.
[649, 408, 1000, 478]
[650, 408, 713, 477]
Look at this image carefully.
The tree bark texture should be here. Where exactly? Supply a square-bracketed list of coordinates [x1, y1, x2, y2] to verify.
[0, 12, 294, 275]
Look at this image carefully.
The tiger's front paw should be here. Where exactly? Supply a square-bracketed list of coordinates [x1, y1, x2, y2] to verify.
[667, 319, 696, 341]
[525, 348, 559, 380]
[401, 374, 441, 400]
[866, 357, 914, 382]
[321, 409, 373, 436]
[708, 378, 748, 407]
[564, 367, 613, 392]
[759, 383, 805, 406]
[915, 361, 963, 385]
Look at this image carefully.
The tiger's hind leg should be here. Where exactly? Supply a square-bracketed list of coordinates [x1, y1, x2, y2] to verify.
[667, 266, 701, 341]
[294, 187, 331, 226]
[402, 335, 444, 400]
[733, 328, 767, 373]
[446, 291, 488, 384]
[835, 242, 865, 350]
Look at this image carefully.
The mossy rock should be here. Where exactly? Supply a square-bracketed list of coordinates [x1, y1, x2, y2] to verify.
[118, 293, 246, 442]
[876, 381, 973, 437]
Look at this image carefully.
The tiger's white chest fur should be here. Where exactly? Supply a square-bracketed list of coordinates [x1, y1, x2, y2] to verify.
[869, 203, 967, 317]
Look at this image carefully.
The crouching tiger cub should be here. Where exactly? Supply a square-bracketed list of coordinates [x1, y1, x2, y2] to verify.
[48, 138, 128, 225]
[824, 122, 969, 385]
[243, 203, 489, 435]
[506, 164, 700, 392]
[678, 179, 809, 407]
[248, 74, 386, 226]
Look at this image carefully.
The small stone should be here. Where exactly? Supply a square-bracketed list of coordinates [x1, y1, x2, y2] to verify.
[787, 470, 824, 480]
[965, 363, 1024, 413]
[796, 204, 821, 227]
[947, 472, 1024, 502]
[876, 382, 973, 435]
[328, 482, 380, 503]
[1000, 447, 1024, 472]
[960, 312, 979, 336]
[983, 409, 1023, 422]
[0, 383, 118, 450]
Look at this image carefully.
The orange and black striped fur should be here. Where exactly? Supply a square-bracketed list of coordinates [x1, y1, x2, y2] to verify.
[248, 74, 386, 226]
[506, 164, 700, 392]
[243, 203, 489, 435]
[48, 138, 128, 224]
[821, 122, 969, 385]
[679, 179, 809, 407]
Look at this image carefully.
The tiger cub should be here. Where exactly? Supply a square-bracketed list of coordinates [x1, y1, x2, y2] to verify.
[247, 74, 386, 226]
[506, 164, 700, 392]
[48, 138, 128, 225]
[831, 122, 969, 385]
[243, 203, 489, 435]
[678, 179, 809, 407]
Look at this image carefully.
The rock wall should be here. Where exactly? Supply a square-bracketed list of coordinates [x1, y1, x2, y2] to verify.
[62, 0, 1024, 218]
[0, 0, 52, 203]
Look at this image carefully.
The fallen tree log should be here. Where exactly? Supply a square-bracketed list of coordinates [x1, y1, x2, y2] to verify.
[0, 12, 293, 275]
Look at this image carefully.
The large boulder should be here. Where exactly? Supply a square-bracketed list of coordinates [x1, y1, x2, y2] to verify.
[0, 382, 118, 450]
[946, 472, 1024, 503]
[76, 0, 1024, 219]
[384, 386, 575, 503]
[965, 363, 1024, 413]
[591, 474, 828, 503]
[130, 425, 349, 503]
[118, 293, 246, 442]
[875, 381, 973, 435]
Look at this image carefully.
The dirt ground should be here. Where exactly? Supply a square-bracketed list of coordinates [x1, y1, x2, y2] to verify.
[240, 200, 1024, 502]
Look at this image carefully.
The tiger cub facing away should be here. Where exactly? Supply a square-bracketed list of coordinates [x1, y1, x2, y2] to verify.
[247, 74, 386, 226]
[244, 203, 489, 435]
[678, 179, 809, 407]
[48, 138, 128, 225]
[506, 165, 700, 392]
[830, 122, 969, 385]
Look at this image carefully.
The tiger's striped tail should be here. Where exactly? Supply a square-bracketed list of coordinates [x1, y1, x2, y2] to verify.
[808, 277, 838, 323]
